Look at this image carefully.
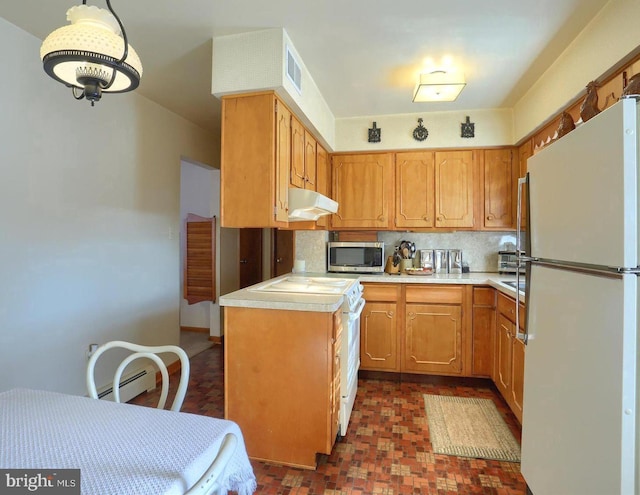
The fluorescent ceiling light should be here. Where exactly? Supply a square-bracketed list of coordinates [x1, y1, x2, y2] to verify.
[413, 70, 466, 102]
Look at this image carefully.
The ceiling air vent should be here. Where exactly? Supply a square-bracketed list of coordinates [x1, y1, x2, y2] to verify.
[286, 46, 302, 94]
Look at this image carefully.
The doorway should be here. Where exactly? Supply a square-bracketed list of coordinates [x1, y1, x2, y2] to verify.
[272, 229, 294, 277]
[239, 228, 263, 288]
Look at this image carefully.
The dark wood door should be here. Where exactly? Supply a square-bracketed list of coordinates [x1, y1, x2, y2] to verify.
[272, 229, 294, 277]
[239, 229, 263, 288]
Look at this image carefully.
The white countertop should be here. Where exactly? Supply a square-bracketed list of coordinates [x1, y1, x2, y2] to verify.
[219, 272, 524, 312]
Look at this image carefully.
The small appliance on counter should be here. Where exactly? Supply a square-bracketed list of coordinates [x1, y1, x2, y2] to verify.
[418, 249, 434, 269]
[448, 249, 463, 274]
[498, 251, 524, 274]
[433, 249, 448, 274]
[327, 241, 384, 273]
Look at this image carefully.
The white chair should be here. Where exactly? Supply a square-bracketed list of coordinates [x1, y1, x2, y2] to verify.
[86, 340, 190, 412]
[184, 433, 238, 495]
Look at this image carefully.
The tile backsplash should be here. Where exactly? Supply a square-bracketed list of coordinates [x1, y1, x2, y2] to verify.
[294, 230, 516, 273]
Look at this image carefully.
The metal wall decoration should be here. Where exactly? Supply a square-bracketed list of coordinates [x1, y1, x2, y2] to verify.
[412, 118, 429, 141]
[368, 121, 381, 143]
[461, 116, 475, 138]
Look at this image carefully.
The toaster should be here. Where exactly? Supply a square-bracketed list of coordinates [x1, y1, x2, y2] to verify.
[498, 251, 524, 274]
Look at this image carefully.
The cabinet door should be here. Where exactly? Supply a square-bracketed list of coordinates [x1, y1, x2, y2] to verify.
[331, 153, 394, 229]
[222, 94, 288, 227]
[290, 116, 305, 188]
[495, 313, 513, 398]
[482, 148, 515, 229]
[360, 301, 398, 371]
[315, 145, 330, 228]
[511, 336, 525, 423]
[304, 131, 317, 190]
[395, 151, 435, 229]
[404, 303, 463, 374]
[518, 140, 532, 229]
[274, 101, 291, 223]
[434, 151, 475, 228]
[471, 287, 495, 377]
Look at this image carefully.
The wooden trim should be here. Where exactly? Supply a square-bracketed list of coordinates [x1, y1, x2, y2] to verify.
[209, 335, 223, 344]
[336, 231, 378, 242]
[517, 46, 640, 148]
[180, 326, 209, 333]
[358, 370, 495, 389]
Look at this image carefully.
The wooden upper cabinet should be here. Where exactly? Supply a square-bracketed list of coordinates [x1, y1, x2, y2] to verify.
[395, 151, 435, 229]
[221, 93, 290, 227]
[518, 140, 533, 229]
[304, 131, 317, 190]
[434, 150, 475, 229]
[315, 144, 329, 229]
[290, 116, 305, 188]
[290, 117, 317, 191]
[331, 153, 394, 230]
[481, 148, 516, 230]
[274, 101, 291, 223]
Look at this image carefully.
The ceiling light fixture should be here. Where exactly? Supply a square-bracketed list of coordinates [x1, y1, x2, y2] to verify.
[40, 1, 143, 106]
[412, 70, 466, 103]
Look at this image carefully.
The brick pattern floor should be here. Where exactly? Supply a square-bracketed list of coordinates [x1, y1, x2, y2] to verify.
[130, 345, 527, 494]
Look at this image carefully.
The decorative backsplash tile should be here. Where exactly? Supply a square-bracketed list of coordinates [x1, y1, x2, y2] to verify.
[294, 230, 516, 273]
[294, 231, 329, 273]
[378, 232, 516, 272]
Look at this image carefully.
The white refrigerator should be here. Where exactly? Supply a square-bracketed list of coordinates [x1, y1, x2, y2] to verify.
[520, 98, 638, 495]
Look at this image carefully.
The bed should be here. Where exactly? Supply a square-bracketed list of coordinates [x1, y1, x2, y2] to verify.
[0, 388, 256, 495]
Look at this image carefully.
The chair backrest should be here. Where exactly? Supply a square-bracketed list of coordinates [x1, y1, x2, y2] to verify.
[86, 340, 190, 412]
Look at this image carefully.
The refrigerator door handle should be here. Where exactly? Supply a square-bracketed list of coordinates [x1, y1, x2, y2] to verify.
[515, 175, 528, 344]
[516, 176, 527, 257]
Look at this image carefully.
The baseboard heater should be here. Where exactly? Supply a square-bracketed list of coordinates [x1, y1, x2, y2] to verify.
[97, 365, 156, 403]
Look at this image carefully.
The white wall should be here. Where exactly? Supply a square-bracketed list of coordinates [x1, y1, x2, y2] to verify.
[0, 17, 216, 394]
[212, 28, 336, 150]
[335, 108, 513, 152]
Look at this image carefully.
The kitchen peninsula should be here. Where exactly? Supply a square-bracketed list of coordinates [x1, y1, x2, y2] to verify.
[221, 272, 524, 468]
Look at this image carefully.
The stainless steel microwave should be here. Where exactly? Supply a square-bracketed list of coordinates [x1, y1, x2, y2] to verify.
[327, 242, 384, 273]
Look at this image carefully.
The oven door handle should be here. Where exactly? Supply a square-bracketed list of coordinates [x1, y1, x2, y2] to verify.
[349, 297, 366, 320]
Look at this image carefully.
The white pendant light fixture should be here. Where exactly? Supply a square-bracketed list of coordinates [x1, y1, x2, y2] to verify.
[40, 0, 143, 106]
[413, 69, 466, 102]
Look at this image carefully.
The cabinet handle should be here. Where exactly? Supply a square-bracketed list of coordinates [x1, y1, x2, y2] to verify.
[486, 214, 494, 220]
[437, 215, 444, 222]
[239, 259, 248, 264]
[276, 258, 283, 263]
[422, 215, 430, 221]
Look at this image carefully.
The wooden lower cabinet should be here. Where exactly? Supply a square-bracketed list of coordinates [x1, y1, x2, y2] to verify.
[471, 287, 496, 377]
[405, 303, 462, 374]
[224, 306, 341, 469]
[495, 313, 513, 398]
[361, 283, 470, 376]
[359, 282, 526, 423]
[360, 284, 400, 371]
[511, 336, 525, 421]
[495, 292, 525, 423]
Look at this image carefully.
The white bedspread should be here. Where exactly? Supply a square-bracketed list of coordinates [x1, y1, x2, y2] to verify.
[0, 388, 256, 495]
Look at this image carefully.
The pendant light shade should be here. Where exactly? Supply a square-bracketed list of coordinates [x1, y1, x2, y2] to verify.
[40, 2, 142, 105]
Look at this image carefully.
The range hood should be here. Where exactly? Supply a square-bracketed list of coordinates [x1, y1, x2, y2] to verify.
[288, 188, 338, 221]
